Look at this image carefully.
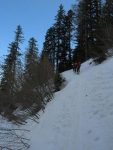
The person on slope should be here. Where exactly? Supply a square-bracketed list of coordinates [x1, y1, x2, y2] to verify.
[73, 59, 81, 74]
[76, 60, 81, 74]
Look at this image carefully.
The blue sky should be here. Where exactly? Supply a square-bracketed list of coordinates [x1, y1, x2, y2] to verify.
[0, 0, 76, 58]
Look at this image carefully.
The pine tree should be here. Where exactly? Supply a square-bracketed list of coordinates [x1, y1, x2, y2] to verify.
[65, 9, 74, 69]
[20, 37, 39, 109]
[0, 25, 24, 115]
[74, 0, 102, 62]
[25, 38, 38, 77]
[55, 4, 68, 72]
[101, 0, 113, 56]
[103, 0, 113, 25]
[43, 26, 56, 68]
[43, 5, 75, 72]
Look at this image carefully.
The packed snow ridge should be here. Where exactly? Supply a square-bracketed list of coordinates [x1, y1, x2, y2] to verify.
[27, 57, 113, 150]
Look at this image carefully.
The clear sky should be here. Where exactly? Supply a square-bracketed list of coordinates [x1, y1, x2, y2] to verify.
[0, 0, 76, 58]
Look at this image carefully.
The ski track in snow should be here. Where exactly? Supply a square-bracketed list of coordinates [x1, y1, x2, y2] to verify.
[25, 58, 113, 150]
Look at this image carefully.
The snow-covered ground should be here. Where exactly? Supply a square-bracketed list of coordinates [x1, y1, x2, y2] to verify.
[26, 57, 113, 150]
[1, 57, 113, 150]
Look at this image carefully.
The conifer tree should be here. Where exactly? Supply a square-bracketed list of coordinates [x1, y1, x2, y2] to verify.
[74, 0, 102, 62]
[55, 4, 68, 72]
[0, 25, 23, 115]
[103, 0, 113, 25]
[65, 9, 74, 68]
[43, 5, 75, 72]
[101, 0, 113, 55]
[43, 26, 56, 68]
[72, 0, 86, 62]
[20, 37, 39, 109]
[24, 38, 38, 76]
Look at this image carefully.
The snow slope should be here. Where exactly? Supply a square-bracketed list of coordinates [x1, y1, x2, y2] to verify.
[27, 58, 113, 150]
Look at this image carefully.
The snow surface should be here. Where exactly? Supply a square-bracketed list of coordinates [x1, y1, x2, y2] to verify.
[1, 58, 113, 150]
[26, 58, 113, 150]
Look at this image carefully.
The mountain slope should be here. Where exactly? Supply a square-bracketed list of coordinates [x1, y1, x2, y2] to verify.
[28, 58, 113, 150]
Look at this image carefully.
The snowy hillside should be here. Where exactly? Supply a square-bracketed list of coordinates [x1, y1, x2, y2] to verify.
[27, 58, 113, 150]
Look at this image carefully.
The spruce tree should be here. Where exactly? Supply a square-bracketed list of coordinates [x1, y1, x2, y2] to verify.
[65, 9, 74, 68]
[74, 0, 102, 62]
[74, 0, 87, 61]
[101, 0, 113, 56]
[55, 4, 68, 72]
[43, 5, 75, 72]
[0, 25, 23, 115]
[20, 37, 39, 109]
[103, 0, 113, 25]
[43, 26, 56, 68]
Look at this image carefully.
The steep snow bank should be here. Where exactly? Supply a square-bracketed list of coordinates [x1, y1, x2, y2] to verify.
[27, 58, 113, 150]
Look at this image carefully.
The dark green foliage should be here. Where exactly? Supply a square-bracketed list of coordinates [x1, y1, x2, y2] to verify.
[103, 0, 113, 25]
[43, 26, 56, 67]
[65, 9, 75, 68]
[16, 43, 55, 120]
[42, 5, 74, 72]
[73, 0, 103, 62]
[54, 72, 64, 92]
[0, 25, 23, 118]
[19, 37, 39, 108]
[0, 34, 55, 123]
[55, 4, 68, 72]
[42, 1, 111, 69]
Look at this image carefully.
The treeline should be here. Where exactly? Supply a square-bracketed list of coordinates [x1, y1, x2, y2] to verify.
[0, 25, 60, 123]
[75, 0, 113, 63]
[42, 0, 113, 73]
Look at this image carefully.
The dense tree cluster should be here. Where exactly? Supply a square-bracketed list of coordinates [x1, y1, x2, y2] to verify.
[0, 26, 56, 123]
[43, 0, 113, 71]
[43, 4, 75, 72]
